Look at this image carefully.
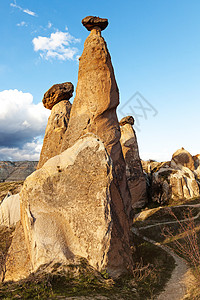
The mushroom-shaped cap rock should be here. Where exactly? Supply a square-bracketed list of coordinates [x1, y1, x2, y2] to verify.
[82, 16, 108, 31]
[119, 116, 135, 126]
[42, 82, 74, 110]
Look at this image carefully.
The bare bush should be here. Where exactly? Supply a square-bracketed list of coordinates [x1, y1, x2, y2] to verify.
[162, 208, 200, 273]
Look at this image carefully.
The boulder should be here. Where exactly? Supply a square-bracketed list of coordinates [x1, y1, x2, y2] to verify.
[37, 100, 72, 169]
[0, 193, 20, 226]
[119, 116, 147, 208]
[19, 134, 133, 279]
[42, 82, 74, 110]
[171, 148, 195, 171]
[61, 21, 132, 218]
[82, 16, 108, 31]
[149, 165, 200, 205]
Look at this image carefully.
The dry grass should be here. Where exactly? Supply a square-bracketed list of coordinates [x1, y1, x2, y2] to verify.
[0, 181, 23, 202]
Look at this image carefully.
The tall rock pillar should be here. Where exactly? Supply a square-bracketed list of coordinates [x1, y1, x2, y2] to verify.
[61, 16, 132, 218]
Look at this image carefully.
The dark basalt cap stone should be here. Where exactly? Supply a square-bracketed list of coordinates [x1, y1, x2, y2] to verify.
[43, 82, 74, 110]
[82, 16, 108, 31]
[119, 116, 135, 126]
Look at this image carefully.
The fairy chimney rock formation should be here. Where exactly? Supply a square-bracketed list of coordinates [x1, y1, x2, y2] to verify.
[61, 16, 132, 218]
[37, 82, 73, 169]
[120, 116, 147, 208]
[6, 17, 134, 282]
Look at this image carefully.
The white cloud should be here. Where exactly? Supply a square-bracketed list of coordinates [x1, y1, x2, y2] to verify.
[17, 21, 27, 27]
[10, 0, 37, 17]
[0, 89, 50, 153]
[0, 140, 42, 161]
[47, 22, 52, 29]
[32, 30, 80, 61]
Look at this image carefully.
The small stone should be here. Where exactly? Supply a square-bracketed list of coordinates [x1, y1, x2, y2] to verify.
[42, 82, 74, 110]
[119, 116, 134, 126]
[82, 16, 108, 31]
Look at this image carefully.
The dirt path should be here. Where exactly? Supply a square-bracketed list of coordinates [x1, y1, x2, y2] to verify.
[139, 211, 200, 230]
[132, 227, 196, 300]
[136, 203, 200, 230]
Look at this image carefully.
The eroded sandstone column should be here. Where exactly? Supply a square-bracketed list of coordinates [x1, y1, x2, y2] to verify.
[61, 16, 132, 218]
[120, 116, 148, 208]
[37, 82, 73, 169]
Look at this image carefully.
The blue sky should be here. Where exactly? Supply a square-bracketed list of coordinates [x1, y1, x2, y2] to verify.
[0, 0, 200, 161]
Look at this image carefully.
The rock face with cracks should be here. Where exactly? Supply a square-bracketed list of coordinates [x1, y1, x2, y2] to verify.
[37, 100, 72, 169]
[61, 25, 132, 219]
[18, 134, 133, 279]
[120, 116, 147, 208]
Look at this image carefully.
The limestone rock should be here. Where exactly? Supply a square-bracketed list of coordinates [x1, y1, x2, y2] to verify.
[171, 148, 195, 171]
[42, 82, 74, 110]
[0, 193, 20, 226]
[20, 134, 133, 279]
[37, 100, 72, 169]
[61, 24, 132, 218]
[82, 16, 108, 31]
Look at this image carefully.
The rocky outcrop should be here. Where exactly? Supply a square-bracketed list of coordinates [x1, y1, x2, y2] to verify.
[120, 116, 147, 208]
[61, 20, 132, 218]
[171, 148, 195, 171]
[18, 134, 133, 279]
[144, 148, 200, 204]
[37, 83, 73, 169]
[0, 161, 37, 182]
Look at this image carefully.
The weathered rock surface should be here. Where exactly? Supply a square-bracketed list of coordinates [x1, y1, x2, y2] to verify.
[37, 100, 72, 169]
[42, 82, 74, 110]
[0, 161, 37, 182]
[171, 148, 195, 171]
[193, 154, 200, 181]
[61, 25, 132, 218]
[0, 193, 20, 226]
[5, 221, 32, 282]
[120, 116, 147, 208]
[19, 134, 133, 279]
[82, 16, 108, 31]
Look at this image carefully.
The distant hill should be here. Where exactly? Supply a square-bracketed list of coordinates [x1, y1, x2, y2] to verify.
[0, 161, 38, 182]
